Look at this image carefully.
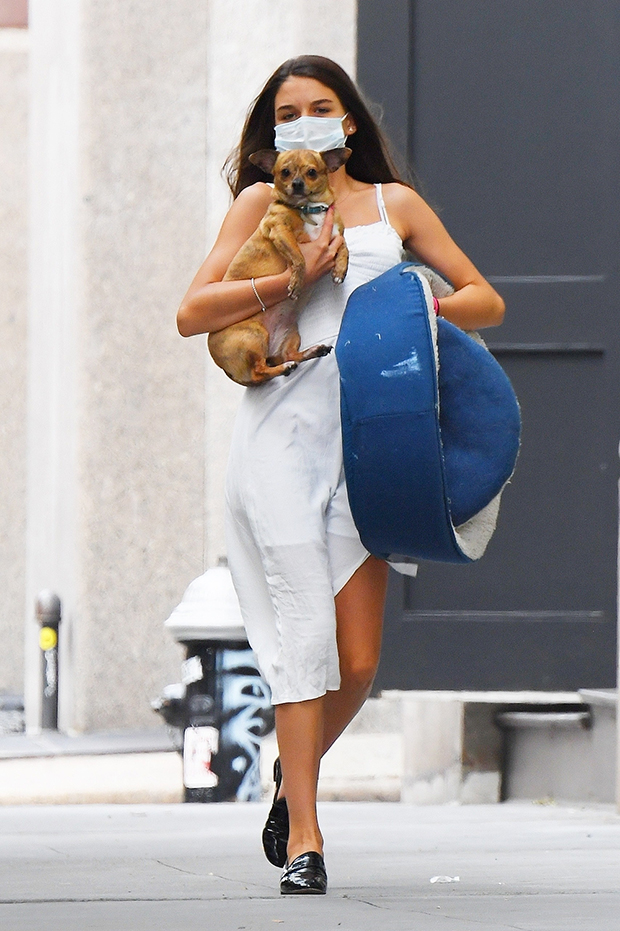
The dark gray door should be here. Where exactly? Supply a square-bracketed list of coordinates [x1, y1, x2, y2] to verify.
[358, 0, 619, 689]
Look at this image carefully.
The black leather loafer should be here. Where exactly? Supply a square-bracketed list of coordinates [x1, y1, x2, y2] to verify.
[262, 758, 289, 868]
[280, 851, 327, 895]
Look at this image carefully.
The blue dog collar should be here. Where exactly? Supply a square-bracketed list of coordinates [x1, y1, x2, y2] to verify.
[298, 203, 330, 215]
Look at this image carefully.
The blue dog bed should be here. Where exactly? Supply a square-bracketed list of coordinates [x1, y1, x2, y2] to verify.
[336, 263, 520, 563]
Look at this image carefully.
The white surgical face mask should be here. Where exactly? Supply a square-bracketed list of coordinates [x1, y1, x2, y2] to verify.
[274, 113, 349, 152]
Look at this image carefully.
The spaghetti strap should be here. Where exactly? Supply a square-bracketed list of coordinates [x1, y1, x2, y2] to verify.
[374, 183, 390, 225]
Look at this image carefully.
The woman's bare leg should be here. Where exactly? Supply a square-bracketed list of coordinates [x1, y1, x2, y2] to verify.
[275, 697, 324, 863]
[322, 555, 388, 752]
[273, 557, 387, 863]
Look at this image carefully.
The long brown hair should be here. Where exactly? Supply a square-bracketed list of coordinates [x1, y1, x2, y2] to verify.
[224, 56, 407, 198]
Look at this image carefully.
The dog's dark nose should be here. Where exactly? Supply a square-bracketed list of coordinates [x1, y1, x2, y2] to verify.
[292, 178, 305, 193]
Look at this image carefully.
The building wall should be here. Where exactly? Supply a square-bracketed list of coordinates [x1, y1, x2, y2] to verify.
[25, 0, 208, 732]
[75, 0, 211, 731]
[0, 28, 29, 695]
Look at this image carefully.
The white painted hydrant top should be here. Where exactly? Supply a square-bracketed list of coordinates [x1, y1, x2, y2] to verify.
[164, 564, 245, 642]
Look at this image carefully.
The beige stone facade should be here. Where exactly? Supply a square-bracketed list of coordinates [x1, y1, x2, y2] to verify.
[1, 1, 356, 733]
[0, 28, 29, 695]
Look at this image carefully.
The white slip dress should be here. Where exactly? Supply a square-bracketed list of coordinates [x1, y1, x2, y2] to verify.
[225, 184, 405, 704]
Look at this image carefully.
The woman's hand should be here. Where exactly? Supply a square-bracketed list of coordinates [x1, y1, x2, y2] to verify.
[298, 206, 344, 289]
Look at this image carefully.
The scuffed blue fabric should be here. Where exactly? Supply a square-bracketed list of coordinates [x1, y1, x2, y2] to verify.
[336, 263, 520, 562]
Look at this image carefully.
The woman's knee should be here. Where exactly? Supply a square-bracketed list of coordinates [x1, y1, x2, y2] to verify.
[339, 653, 380, 693]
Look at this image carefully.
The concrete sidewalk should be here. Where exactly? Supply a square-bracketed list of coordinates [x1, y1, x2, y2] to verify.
[0, 729, 184, 804]
[0, 801, 618, 931]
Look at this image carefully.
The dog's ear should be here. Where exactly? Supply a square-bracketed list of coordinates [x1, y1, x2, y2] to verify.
[321, 147, 352, 173]
[249, 149, 279, 175]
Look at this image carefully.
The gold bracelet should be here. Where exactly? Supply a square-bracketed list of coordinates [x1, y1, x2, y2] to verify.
[251, 278, 267, 312]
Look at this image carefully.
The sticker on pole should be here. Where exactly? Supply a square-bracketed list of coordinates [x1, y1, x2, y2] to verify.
[183, 726, 219, 788]
[39, 627, 58, 651]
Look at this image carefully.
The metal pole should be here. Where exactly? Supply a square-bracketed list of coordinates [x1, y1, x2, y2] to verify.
[36, 591, 61, 731]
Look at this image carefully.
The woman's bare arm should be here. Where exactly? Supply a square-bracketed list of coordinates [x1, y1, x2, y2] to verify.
[177, 184, 291, 337]
[383, 184, 505, 330]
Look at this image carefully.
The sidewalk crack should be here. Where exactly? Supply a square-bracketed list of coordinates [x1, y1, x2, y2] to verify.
[153, 859, 201, 877]
[153, 860, 272, 893]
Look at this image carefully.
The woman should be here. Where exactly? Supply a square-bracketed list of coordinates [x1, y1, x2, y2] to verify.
[178, 55, 504, 895]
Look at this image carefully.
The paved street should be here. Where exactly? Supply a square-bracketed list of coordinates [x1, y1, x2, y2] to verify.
[1, 801, 619, 930]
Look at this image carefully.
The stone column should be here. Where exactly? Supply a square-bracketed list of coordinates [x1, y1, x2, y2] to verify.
[26, 0, 208, 732]
[0, 26, 29, 696]
[202, 0, 358, 565]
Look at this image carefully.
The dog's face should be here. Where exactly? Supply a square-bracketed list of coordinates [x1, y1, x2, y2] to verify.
[249, 148, 351, 204]
[271, 150, 331, 203]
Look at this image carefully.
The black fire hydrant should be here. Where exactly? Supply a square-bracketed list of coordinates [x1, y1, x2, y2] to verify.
[153, 563, 274, 802]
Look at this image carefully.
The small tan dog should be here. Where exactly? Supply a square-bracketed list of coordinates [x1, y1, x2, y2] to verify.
[208, 147, 350, 386]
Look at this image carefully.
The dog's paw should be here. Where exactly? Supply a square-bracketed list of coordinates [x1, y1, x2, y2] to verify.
[283, 361, 298, 376]
[331, 264, 348, 285]
[315, 345, 333, 357]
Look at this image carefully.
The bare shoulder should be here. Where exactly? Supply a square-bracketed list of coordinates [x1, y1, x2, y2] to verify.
[381, 182, 442, 243]
[232, 181, 273, 215]
[188, 182, 273, 287]
[216, 182, 273, 247]
[382, 182, 430, 216]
